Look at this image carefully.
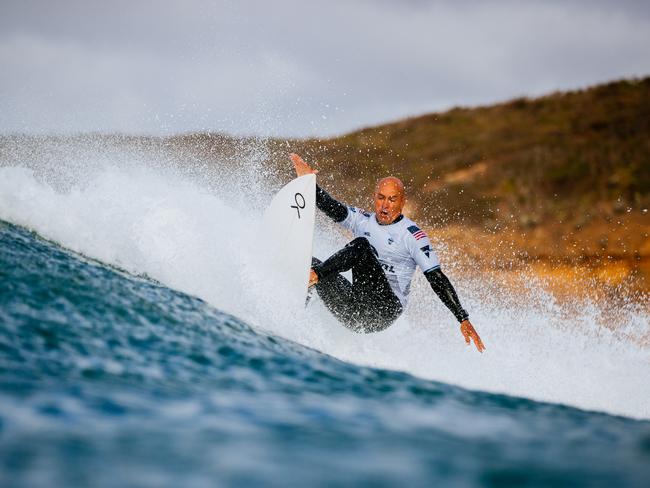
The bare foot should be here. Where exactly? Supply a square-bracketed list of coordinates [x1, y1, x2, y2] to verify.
[308, 269, 319, 287]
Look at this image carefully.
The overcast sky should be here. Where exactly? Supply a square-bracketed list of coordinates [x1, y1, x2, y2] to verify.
[1, 0, 649, 138]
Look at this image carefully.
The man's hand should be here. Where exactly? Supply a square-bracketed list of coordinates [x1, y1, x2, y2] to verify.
[290, 153, 319, 177]
[460, 319, 485, 353]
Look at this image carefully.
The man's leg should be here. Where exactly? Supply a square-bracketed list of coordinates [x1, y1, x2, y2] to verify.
[312, 238, 403, 332]
[309, 257, 358, 327]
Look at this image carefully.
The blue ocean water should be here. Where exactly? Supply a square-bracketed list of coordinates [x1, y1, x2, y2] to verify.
[2, 219, 650, 487]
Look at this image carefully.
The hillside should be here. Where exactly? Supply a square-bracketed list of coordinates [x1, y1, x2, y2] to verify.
[279, 78, 649, 290]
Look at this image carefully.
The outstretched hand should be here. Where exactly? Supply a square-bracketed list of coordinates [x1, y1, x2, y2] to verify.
[460, 319, 485, 353]
[290, 153, 319, 177]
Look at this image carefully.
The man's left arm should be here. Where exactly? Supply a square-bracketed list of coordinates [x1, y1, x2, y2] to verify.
[424, 268, 485, 353]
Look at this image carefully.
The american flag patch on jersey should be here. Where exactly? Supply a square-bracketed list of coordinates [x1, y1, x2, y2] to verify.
[407, 225, 427, 240]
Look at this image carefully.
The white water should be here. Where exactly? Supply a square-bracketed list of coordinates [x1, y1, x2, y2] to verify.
[1, 145, 649, 420]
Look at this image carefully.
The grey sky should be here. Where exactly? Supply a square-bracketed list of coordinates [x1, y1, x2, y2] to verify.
[1, 0, 649, 137]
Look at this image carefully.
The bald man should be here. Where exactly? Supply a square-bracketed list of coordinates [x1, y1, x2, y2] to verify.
[291, 153, 484, 352]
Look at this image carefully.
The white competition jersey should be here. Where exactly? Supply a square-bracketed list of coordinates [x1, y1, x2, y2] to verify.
[339, 207, 440, 306]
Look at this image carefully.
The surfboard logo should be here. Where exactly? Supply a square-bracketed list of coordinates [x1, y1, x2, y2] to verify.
[291, 192, 306, 219]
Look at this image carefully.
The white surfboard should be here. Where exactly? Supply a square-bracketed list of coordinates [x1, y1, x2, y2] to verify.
[261, 174, 316, 307]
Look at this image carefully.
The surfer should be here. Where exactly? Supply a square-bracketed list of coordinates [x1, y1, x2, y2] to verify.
[291, 153, 485, 352]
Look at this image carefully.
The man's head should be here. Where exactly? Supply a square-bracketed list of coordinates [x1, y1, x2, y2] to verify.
[374, 177, 406, 225]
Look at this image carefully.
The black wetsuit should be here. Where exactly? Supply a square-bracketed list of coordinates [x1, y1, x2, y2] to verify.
[312, 185, 469, 333]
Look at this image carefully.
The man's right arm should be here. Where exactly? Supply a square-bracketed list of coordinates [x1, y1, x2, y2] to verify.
[316, 185, 348, 223]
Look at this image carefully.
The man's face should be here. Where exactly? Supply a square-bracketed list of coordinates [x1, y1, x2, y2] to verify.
[374, 179, 405, 225]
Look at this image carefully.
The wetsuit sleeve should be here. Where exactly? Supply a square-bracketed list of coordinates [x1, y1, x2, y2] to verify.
[424, 268, 469, 323]
[317, 185, 370, 235]
[316, 185, 348, 222]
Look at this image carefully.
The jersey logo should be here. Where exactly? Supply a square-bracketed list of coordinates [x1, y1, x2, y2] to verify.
[388, 237, 394, 245]
[420, 245, 431, 258]
[407, 225, 427, 240]
[364, 231, 371, 237]
[381, 263, 395, 273]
